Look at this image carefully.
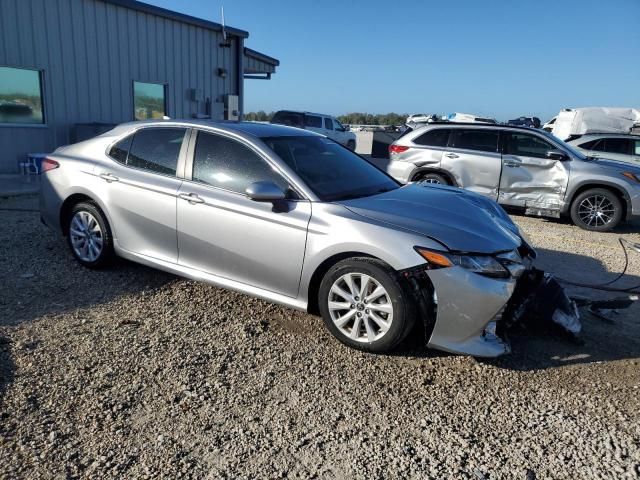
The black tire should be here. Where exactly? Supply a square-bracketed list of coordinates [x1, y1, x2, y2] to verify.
[415, 172, 449, 185]
[66, 201, 115, 268]
[318, 257, 415, 353]
[570, 188, 623, 232]
[346, 140, 356, 151]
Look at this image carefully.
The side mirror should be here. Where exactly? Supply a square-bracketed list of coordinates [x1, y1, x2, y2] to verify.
[245, 181, 286, 202]
[546, 149, 569, 161]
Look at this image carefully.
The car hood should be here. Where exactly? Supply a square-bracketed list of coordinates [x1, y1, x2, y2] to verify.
[587, 156, 640, 170]
[338, 184, 522, 254]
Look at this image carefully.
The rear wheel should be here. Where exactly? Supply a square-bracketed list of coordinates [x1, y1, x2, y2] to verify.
[570, 188, 623, 231]
[415, 172, 449, 185]
[66, 202, 114, 268]
[318, 257, 415, 352]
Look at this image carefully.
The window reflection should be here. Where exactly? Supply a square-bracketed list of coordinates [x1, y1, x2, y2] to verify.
[0, 67, 44, 124]
[133, 81, 166, 120]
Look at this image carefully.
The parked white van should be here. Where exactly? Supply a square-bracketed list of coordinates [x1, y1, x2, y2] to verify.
[270, 110, 357, 150]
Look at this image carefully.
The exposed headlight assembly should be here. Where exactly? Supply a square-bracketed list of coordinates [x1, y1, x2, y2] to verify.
[414, 247, 510, 278]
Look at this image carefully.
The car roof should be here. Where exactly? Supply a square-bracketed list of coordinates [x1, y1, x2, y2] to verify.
[106, 119, 318, 138]
[414, 121, 540, 132]
[273, 109, 333, 118]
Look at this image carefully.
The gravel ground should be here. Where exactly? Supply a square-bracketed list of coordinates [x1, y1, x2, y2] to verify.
[1, 195, 639, 479]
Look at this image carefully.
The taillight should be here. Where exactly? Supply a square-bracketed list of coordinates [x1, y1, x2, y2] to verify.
[389, 144, 409, 155]
[41, 158, 59, 173]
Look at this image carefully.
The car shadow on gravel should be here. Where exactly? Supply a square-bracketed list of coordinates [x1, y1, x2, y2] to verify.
[0, 336, 14, 404]
[488, 247, 640, 371]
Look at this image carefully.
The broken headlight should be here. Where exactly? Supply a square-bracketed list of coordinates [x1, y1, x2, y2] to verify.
[415, 247, 510, 278]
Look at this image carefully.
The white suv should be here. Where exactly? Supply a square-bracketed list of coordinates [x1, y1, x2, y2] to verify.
[270, 110, 357, 150]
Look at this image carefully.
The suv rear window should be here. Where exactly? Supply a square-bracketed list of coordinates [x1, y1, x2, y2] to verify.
[271, 111, 304, 128]
[413, 129, 450, 147]
[305, 115, 322, 128]
[450, 129, 499, 153]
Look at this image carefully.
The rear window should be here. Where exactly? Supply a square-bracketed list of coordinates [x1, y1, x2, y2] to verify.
[271, 111, 304, 128]
[109, 135, 132, 163]
[413, 129, 450, 147]
[305, 115, 322, 128]
[450, 129, 499, 153]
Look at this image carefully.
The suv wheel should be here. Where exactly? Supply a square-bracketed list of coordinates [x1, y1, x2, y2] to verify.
[318, 258, 415, 352]
[66, 202, 115, 268]
[570, 188, 623, 231]
[346, 140, 356, 151]
[415, 173, 449, 185]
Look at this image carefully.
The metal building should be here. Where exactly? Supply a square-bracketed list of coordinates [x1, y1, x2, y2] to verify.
[0, 0, 279, 173]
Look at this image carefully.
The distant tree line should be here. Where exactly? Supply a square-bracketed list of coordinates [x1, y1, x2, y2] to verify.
[243, 111, 410, 126]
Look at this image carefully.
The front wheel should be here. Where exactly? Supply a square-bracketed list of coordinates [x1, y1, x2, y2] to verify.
[570, 188, 623, 231]
[346, 140, 356, 151]
[318, 258, 415, 352]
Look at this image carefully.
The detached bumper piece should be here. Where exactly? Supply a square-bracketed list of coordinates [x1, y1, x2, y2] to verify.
[502, 268, 582, 339]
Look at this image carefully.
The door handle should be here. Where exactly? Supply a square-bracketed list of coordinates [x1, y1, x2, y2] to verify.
[178, 193, 205, 204]
[444, 153, 459, 159]
[99, 173, 119, 182]
[504, 162, 519, 167]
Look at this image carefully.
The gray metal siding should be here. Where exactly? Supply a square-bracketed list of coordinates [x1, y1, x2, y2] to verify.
[0, 0, 241, 173]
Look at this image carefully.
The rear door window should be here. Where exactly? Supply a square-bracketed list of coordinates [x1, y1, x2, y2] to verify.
[304, 115, 322, 128]
[127, 128, 186, 175]
[602, 138, 632, 155]
[505, 133, 555, 159]
[413, 129, 450, 147]
[192, 131, 288, 195]
[324, 117, 334, 130]
[634, 140, 640, 156]
[450, 129, 499, 153]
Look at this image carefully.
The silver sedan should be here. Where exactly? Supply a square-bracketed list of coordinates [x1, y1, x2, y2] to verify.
[40, 120, 533, 357]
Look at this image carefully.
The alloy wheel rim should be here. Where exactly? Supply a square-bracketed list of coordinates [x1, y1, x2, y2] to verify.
[577, 195, 616, 227]
[69, 211, 103, 262]
[328, 273, 393, 343]
[419, 178, 441, 185]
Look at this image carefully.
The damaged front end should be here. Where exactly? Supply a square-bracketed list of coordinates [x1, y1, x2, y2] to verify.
[501, 268, 582, 339]
[402, 244, 582, 358]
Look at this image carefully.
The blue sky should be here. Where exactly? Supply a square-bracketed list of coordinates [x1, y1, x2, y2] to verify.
[146, 0, 639, 121]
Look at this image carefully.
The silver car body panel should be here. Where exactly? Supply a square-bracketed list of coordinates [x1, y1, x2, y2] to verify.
[388, 124, 640, 219]
[41, 120, 546, 358]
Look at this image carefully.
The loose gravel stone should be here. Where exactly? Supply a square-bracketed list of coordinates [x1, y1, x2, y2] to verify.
[1, 195, 639, 479]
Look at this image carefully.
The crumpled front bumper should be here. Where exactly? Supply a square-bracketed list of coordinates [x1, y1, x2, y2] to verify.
[402, 262, 581, 358]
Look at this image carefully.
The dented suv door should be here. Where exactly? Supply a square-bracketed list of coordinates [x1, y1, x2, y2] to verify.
[498, 131, 569, 210]
[443, 128, 502, 201]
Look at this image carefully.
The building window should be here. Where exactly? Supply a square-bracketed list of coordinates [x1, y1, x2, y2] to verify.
[0, 66, 44, 124]
[133, 81, 166, 120]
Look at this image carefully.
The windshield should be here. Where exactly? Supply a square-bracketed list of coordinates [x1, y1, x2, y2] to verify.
[261, 136, 399, 201]
[537, 129, 587, 160]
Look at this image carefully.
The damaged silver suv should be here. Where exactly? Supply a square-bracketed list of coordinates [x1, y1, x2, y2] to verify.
[388, 123, 640, 231]
[42, 120, 563, 358]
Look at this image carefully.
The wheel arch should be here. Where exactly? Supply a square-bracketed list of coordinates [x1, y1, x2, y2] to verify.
[59, 191, 113, 236]
[305, 251, 378, 315]
[564, 182, 630, 220]
[411, 167, 458, 186]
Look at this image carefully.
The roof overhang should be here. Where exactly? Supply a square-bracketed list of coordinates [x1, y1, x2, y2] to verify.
[100, 0, 249, 38]
[243, 48, 280, 79]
